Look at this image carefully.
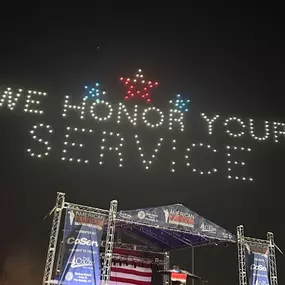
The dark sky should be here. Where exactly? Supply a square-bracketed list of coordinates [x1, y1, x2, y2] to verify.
[0, 2, 284, 285]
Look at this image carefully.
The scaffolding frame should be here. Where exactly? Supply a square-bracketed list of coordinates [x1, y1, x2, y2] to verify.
[237, 225, 278, 285]
[42, 193, 112, 285]
[163, 252, 170, 285]
[42, 193, 168, 285]
[42, 192, 65, 285]
[101, 200, 118, 285]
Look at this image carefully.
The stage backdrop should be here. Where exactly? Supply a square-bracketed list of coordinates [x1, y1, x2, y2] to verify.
[58, 209, 105, 285]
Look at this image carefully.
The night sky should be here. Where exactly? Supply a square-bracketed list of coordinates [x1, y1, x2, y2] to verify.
[0, 3, 284, 285]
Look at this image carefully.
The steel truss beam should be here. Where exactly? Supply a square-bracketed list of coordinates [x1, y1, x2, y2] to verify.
[237, 225, 247, 285]
[100, 252, 164, 264]
[237, 225, 279, 285]
[101, 240, 163, 254]
[124, 228, 163, 251]
[42, 192, 65, 285]
[44, 194, 169, 285]
[64, 202, 109, 216]
[116, 218, 231, 245]
[162, 230, 193, 246]
[133, 225, 174, 249]
[267, 232, 278, 285]
[163, 252, 170, 285]
[55, 241, 63, 276]
[244, 236, 270, 246]
[102, 200, 118, 285]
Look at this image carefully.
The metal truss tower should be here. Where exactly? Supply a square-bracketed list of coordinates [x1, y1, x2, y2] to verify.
[163, 251, 170, 285]
[42, 192, 65, 285]
[43, 193, 167, 285]
[267, 232, 278, 285]
[237, 225, 247, 285]
[237, 225, 279, 285]
[101, 200, 118, 285]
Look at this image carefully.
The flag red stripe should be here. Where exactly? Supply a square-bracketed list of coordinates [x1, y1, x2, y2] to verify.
[111, 267, 152, 277]
[112, 260, 152, 268]
[110, 276, 151, 285]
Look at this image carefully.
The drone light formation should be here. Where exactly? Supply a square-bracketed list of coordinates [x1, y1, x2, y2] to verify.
[84, 83, 106, 101]
[185, 143, 218, 175]
[226, 145, 253, 181]
[120, 69, 158, 103]
[2, 76, 285, 183]
[134, 134, 164, 170]
[117, 102, 138, 126]
[169, 94, 191, 112]
[249, 119, 270, 141]
[224, 117, 246, 138]
[61, 126, 92, 164]
[27, 123, 53, 158]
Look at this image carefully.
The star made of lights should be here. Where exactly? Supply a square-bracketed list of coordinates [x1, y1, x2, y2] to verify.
[83, 82, 106, 101]
[169, 94, 191, 112]
[120, 69, 158, 103]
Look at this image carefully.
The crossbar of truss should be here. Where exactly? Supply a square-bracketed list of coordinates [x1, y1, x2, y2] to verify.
[116, 218, 231, 243]
[100, 252, 164, 264]
[64, 202, 109, 215]
[133, 225, 174, 248]
[101, 240, 163, 254]
[244, 236, 270, 246]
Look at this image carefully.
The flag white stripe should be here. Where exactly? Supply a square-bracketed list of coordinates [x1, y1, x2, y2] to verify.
[109, 281, 150, 285]
[110, 272, 151, 282]
[101, 264, 152, 285]
[111, 265, 152, 273]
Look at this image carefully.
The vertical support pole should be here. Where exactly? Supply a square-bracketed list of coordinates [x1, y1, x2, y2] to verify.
[102, 200, 118, 285]
[267, 232, 278, 285]
[163, 251, 170, 285]
[237, 225, 247, 285]
[191, 247, 195, 285]
[42, 192, 65, 285]
[55, 241, 63, 276]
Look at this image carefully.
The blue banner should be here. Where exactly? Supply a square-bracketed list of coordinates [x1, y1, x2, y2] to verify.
[246, 246, 270, 285]
[58, 209, 105, 285]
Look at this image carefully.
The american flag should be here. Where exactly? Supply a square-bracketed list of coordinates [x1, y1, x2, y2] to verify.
[104, 262, 152, 285]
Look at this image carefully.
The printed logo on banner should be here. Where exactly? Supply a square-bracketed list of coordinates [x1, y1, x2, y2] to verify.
[163, 208, 170, 223]
[137, 211, 145, 219]
[167, 210, 195, 228]
[136, 209, 161, 223]
[200, 222, 216, 233]
[69, 211, 75, 225]
[58, 209, 105, 285]
[222, 232, 233, 239]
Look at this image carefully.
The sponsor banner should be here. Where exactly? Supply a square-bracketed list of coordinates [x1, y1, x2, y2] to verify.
[171, 272, 187, 283]
[58, 209, 105, 285]
[164, 207, 194, 228]
[246, 245, 270, 285]
[199, 221, 217, 234]
[117, 205, 195, 229]
[117, 204, 235, 242]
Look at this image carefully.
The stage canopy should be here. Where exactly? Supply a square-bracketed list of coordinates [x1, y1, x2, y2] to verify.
[115, 204, 236, 250]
